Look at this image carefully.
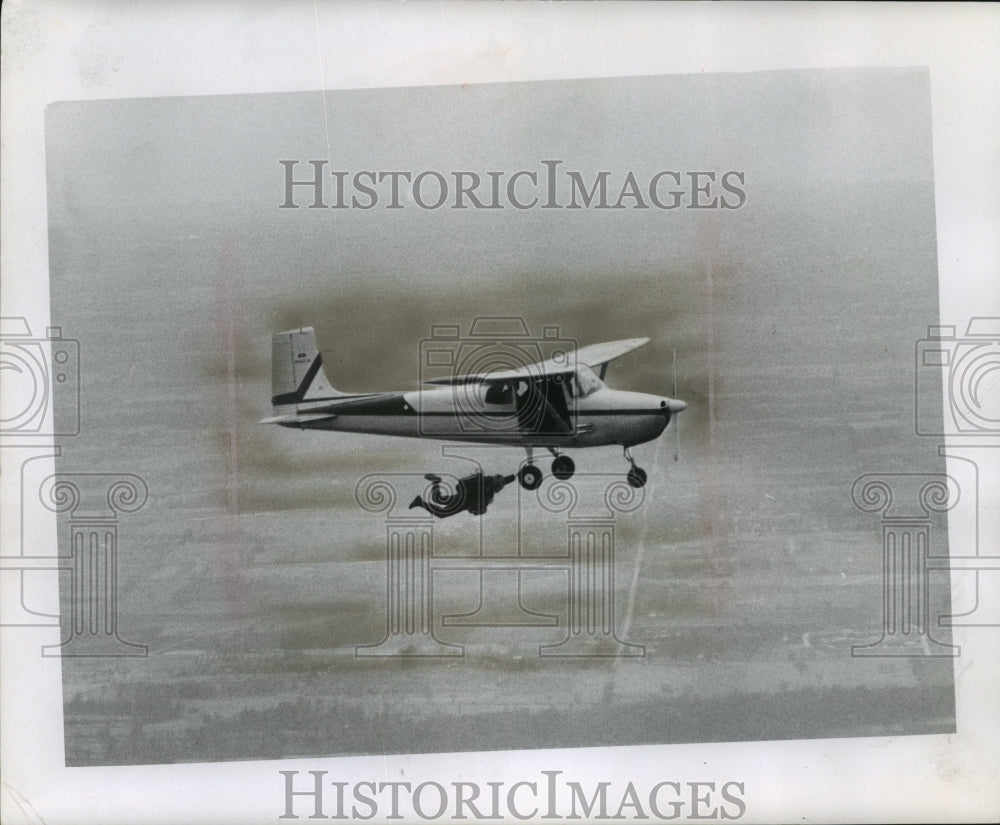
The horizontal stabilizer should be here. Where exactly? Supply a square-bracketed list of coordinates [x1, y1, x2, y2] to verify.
[258, 413, 336, 426]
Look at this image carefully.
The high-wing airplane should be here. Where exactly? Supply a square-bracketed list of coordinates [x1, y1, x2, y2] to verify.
[261, 327, 687, 489]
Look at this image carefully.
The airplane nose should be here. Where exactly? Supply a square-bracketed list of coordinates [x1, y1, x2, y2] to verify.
[663, 398, 687, 413]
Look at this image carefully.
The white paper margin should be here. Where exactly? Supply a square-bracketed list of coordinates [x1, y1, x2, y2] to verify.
[2, 2, 998, 823]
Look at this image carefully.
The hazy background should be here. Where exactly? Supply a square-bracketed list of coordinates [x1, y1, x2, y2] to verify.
[46, 69, 954, 765]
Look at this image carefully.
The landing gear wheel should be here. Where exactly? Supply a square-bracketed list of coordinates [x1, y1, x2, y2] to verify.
[551, 455, 576, 480]
[627, 467, 648, 489]
[518, 465, 543, 491]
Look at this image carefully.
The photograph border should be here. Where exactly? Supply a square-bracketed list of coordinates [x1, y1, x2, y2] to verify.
[2, 2, 998, 823]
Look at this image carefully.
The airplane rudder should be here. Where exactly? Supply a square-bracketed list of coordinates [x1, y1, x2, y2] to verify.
[271, 326, 320, 405]
[271, 330, 296, 405]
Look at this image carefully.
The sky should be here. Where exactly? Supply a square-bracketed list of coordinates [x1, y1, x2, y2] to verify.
[44, 67, 954, 764]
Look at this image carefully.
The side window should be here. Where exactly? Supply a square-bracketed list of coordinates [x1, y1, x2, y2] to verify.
[484, 382, 512, 405]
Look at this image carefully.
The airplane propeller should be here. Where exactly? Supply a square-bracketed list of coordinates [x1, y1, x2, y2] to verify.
[672, 348, 680, 462]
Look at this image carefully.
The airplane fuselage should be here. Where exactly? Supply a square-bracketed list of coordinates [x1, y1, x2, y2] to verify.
[265, 327, 688, 490]
[278, 385, 673, 448]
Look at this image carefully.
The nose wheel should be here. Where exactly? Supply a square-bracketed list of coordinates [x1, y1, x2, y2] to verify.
[624, 447, 648, 488]
[627, 467, 648, 488]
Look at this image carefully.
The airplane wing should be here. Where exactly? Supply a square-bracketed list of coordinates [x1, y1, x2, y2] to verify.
[572, 337, 650, 370]
[422, 337, 650, 385]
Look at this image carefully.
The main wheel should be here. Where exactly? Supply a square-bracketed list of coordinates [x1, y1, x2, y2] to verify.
[627, 467, 648, 489]
[551, 455, 576, 480]
[518, 464, 543, 490]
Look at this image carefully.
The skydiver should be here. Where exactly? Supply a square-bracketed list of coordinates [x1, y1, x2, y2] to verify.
[409, 472, 517, 518]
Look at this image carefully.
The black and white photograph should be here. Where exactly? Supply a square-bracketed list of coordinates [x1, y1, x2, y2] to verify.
[2, 3, 998, 824]
[43, 68, 955, 764]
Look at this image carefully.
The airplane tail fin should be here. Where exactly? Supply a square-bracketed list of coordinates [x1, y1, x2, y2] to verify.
[271, 327, 342, 406]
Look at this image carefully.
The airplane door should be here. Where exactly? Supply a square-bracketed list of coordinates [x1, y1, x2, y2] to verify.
[514, 374, 573, 434]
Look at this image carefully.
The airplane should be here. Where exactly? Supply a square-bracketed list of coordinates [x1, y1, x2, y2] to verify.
[261, 327, 688, 490]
